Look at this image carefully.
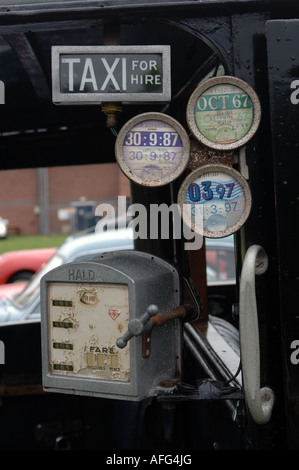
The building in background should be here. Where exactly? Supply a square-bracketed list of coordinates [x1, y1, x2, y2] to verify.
[0, 163, 130, 235]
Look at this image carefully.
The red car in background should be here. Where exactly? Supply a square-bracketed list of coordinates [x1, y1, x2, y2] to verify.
[0, 247, 56, 284]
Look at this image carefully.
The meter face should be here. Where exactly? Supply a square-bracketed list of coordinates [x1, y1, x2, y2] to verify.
[178, 164, 252, 238]
[48, 282, 130, 382]
[186, 76, 261, 150]
[115, 112, 190, 186]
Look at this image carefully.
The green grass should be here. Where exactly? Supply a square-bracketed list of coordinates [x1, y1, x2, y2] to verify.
[0, 234, 69, 254]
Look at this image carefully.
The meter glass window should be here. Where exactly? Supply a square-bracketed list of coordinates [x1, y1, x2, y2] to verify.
[186, 76, 261, 150]
[115, 112, 190, 186]
[48, 282, 130, 382]
[178, 164, 252, 238]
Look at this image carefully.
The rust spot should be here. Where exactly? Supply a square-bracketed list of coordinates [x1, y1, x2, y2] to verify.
[187, 139, 237, 171]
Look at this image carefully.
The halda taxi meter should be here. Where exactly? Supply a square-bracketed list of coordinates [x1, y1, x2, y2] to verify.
[40, 251, 182, 401]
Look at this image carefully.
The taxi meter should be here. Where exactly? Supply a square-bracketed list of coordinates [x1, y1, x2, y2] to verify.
[40, 250, 188, 401]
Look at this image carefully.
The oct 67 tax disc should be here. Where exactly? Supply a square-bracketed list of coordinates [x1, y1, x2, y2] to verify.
[186, 76, 261, 151]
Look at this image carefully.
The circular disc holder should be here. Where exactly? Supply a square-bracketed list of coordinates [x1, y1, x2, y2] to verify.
[115, 112, 190, 187]
[186, 76, 261, 151]
[178, 163, 252, 238]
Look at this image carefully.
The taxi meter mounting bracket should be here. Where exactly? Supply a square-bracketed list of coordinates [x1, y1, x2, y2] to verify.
[40, 250, 196, 401]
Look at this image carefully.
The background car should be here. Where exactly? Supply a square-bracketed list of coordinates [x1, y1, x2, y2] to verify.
[0, 228, 235, 324]
[205, 235, 235, 284]
[0, 228, 134, 323]
[0, 216, 8, 239]
[0, 282, 27, 299]
[0, 247, 56, 284]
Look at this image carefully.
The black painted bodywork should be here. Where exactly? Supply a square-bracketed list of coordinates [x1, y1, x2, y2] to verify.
[0, 0, 298, 450]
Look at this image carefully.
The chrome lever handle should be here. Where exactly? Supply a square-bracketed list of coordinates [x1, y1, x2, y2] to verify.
[239, 245, 275, 424]
[116, 304, 159, 349]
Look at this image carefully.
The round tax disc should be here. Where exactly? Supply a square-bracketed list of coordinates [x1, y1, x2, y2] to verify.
[178, 164, 252, 238]
[186, 76, 261, 151]
[115, 112, 190, 187]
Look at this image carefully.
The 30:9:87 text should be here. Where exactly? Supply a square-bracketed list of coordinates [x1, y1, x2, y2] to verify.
[128, 151, 178, 161]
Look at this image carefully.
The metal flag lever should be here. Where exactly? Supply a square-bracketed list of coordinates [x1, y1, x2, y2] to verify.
[116, 304, 159, 349]
[239, 245, 275, 424]
[116, 303, 195, 349]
